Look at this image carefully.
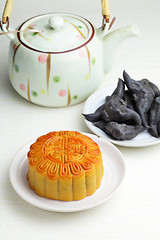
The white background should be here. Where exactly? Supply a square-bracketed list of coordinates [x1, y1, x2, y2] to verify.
[0, 0, 160, 239]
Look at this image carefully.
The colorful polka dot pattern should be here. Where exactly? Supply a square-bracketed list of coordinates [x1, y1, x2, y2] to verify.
[77, 34, 84, 40]
[19, 84, 46, 96]
[59, 89, 67, 97]
[73, 95, 78, 100]
[79, 48, 86, 58]
[20, 84, 26, 91]
[32, 32, 38, 36]
[40, 89, 46, 94]
[15, 64, 19, 72]
[10, 74, 13, 81]
[38, 54, 48, 63]
[84, 74, 90, 80]
[13, 21, 96, 104]
[92, 58, 96, 65]
[29, 24, 36, 28]
[53, 76, 61, 83]
[32, 91, 38, 97]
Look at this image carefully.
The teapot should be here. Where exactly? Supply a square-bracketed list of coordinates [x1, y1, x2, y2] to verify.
[1, 0, 140, 107]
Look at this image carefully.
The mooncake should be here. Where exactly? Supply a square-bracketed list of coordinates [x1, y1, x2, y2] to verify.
[27, 131, 104, 201]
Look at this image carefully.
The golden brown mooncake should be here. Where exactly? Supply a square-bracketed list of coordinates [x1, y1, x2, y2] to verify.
[27, 131, 104, 201]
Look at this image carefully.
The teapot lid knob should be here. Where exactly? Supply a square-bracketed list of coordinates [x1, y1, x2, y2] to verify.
[49, 16, 64, 30]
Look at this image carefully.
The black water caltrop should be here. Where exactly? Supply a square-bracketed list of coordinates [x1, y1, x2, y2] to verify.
[101, 79, 142, 126]
[148, 96, 160, 137]
[83, 71, 160, 140]
[123, 71, 155, 128]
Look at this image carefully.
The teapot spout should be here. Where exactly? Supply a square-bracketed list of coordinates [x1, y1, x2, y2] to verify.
[101, 25, 140, 74]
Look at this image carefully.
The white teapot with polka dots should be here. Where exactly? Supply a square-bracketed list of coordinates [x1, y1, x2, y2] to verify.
[1, 13, 140, 107]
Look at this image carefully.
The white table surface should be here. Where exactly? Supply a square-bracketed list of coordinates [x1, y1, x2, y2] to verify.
[0, 0, 160, 239]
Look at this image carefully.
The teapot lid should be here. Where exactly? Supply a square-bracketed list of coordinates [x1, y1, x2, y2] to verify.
[18, 13, 95, 53]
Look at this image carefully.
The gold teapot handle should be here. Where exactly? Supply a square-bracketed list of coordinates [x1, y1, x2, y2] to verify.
[101, 0, 110, 23]
[2, 0, 110, 24]
[101, 0, 116, 31]
[2, 0, 14, 24]
[1, 0, 112, 32]
[1, 0, 15, 40]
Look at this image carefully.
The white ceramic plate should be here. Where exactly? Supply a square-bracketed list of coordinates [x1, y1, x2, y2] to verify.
[83, 85, 160, 147]
[10, 133, 125, 212]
